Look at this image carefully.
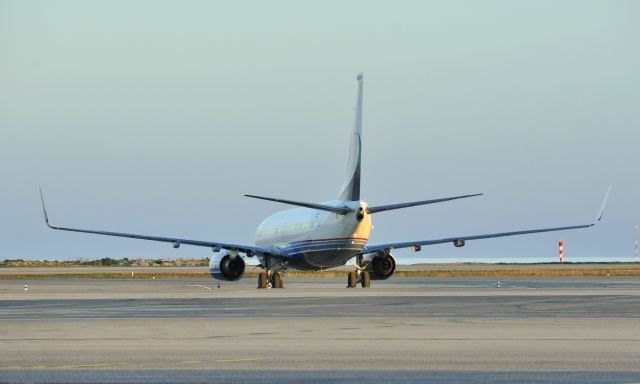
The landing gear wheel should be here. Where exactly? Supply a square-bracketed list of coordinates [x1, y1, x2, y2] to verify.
[360, 271, 371, 288]
[272, 272, 283, 288]
[257, 272, 268, 289]
[347, 271, 357, 288]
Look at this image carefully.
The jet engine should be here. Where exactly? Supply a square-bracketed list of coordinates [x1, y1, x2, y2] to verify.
[209, 250, 245, 281]
[363, 253, 396, 280]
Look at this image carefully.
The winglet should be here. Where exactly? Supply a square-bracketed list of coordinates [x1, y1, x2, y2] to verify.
[592, 186, 611, 225]
[39, 187, 55, 229]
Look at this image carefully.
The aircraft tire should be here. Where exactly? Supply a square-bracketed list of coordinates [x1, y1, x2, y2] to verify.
[347, 271, 357, 288]
[272, 272, 283, 288]
[258, 272, 268, 289]
[360, 271, 371, 288]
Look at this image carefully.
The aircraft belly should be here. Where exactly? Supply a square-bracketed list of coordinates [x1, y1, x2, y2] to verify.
[286, 248, 361, 270]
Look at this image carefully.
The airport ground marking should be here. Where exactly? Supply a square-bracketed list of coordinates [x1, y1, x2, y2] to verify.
[0, 359, 266, 370]
[0, 362, 135, 370]
[174, 357, 268, 366]
[180, 360, 204, 364]
[214, 357, 267, 363]
[188, 284, 213, 290]
[52, 362, 134, 369]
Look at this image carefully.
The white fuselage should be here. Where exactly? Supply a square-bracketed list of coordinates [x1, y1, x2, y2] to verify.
[254, 200, 372, 270]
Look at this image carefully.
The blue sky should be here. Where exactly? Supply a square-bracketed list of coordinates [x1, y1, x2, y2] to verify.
[1, 0, 639, 263]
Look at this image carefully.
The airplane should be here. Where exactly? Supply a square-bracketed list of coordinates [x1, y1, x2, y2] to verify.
[40, 73, 610, 289]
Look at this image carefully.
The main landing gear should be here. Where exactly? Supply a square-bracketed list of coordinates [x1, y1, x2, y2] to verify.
[347, 256, 370, 288]
[257, 270, 284, 289]
[346, 270, 370, 288]
[257, 255, 284, 289]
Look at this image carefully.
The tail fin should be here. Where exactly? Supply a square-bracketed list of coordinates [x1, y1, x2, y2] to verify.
[337, 72, 363, 201]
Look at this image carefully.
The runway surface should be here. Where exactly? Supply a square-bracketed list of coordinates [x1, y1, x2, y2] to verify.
[1, 277, 640, 383]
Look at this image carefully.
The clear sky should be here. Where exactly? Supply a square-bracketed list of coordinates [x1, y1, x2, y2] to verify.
[1, 0, 638, 263]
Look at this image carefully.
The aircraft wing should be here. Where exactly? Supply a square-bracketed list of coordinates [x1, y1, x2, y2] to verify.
[39, 189, 278, 257]
[362, 188, 610, 254]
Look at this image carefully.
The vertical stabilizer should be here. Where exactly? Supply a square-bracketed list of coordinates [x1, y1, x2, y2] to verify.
[338, 73, 363, 201]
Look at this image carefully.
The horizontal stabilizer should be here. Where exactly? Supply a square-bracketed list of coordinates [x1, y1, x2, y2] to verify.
[367, 193, 483, 214]
[244, 194, 354, 214]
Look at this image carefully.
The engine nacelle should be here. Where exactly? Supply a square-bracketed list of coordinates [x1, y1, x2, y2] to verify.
[209, 250, 245, 281]
[363, 253, 396, 280]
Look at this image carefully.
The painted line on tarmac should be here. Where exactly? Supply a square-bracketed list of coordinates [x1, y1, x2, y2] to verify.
[214, 357, 267, 363]
[1, 358, 267, 370]
[179, 358, 265, 364]
[0, 362, 134, 370]
[53, 363, 134, 369]
[188, 284, 213, 290]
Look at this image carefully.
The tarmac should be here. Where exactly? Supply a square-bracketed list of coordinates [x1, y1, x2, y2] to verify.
[1, 276, 640, 383]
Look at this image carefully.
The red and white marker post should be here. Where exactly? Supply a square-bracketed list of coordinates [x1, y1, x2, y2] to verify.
[559, 241, 564, 264]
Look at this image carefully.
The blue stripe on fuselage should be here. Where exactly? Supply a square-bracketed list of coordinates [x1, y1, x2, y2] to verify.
[280, 240, 366, 255]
